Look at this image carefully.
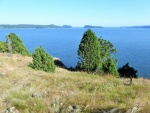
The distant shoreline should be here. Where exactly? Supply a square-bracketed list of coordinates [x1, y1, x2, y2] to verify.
[1, 24, 150, 29]
[0, 24, 72, 29]
[0, 24, 105, 29]
[83, 25, 103, 28]
[120, 25, 150, 28]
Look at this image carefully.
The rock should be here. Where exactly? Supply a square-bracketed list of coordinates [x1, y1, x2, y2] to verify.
[131, 104, 140, 113]
[126, 104, 140, 113]
[9, 107, 16, 112]
[5, 110, 9, 113]
[50, 98, 64, 113]
[67, 105, 73, 112]
[98, 108, 125, 113]
[67, 105, 81, 113]
[44, 91, 47, 94]
[60, 102, 63, 106]
[51, 99, 57, 108]
[32, 92, 41, 98]
[109, 108, 120, 113]
[5, 107, 19, 113]
[98, 110, 106, 113]
[72, 105, 77, 109]
[0, 72, 6, 77]
[123, 77, 132, 85]
[126, 109, 132, 113]
[54, 57, 66, 68]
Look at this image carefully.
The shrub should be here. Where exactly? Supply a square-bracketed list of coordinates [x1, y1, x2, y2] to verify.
[6, 33, 30, 56]
[0, 41, 7, 52]
[118, 63, 138, 78]
[29, 46, 55, 72]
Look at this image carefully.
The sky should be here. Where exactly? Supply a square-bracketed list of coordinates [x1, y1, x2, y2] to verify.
[0, 0, 150, 27]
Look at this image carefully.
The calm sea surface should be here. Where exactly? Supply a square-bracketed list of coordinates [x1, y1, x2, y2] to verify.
[0, 28, 150, 78]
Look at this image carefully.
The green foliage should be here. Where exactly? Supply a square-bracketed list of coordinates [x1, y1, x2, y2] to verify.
[77, 29, 102, 73]
[98, 37, 118, 76]
[0, 41, 7, 52]
[118, 63, 138, 78]
[77, 29, 118, 76]
[102, 58, 118, 76]
[6, 33, 30, 56]
[30, 46, 56, 73]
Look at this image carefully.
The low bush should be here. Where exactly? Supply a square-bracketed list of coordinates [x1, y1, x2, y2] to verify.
[29, 46, 55, 72]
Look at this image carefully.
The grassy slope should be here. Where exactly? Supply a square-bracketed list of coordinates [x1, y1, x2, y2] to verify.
[0, 53, 150, 112]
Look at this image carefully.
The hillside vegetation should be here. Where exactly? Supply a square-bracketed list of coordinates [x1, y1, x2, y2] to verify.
[0, 53, 150, 113]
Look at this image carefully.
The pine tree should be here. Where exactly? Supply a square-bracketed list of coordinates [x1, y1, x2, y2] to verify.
[77, 29, 102, 73]
[30, 46, 56, 73]
[77, 30, 118, 76]
[6, 33, 30, 56]
[98, 37, 118, 76]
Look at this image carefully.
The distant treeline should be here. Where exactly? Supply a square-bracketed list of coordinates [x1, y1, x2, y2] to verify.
[0, 24, 72, 29]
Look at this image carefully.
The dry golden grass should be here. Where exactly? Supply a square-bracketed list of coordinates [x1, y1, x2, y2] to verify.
[0, 53, 150, 112]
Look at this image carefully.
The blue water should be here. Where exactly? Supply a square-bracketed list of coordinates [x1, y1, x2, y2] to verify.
[0, 28, 150, 78]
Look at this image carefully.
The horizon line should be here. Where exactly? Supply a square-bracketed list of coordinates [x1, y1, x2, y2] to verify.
[0, 24, 150, 28]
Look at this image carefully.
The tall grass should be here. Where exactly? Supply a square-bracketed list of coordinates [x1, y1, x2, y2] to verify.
[0, 53, 150, 112]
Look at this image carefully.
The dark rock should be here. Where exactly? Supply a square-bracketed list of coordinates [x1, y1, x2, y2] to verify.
[54, 57, 66, 68]
[32, 93, 41, 98]
[72, 105, 77, 109]
[67, 105, 81, 113]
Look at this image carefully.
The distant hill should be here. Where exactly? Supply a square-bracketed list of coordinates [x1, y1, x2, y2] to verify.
[130, 25, 150, 28]
[0, 24, 72, 29]
[61, 25, 72, 28]
[121, 25, 150, 28]
[84, 25, 103, 28]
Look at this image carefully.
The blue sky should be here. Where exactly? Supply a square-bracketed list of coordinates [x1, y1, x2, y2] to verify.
[0, 0, 150, 27]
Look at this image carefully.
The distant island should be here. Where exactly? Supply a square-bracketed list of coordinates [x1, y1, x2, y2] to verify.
[61, 25, 72, 28]
[130, 25, 150, 28]
[121, 25, 150, 28]
[0, 24, 72, 29]
[84, 25, 103, 28]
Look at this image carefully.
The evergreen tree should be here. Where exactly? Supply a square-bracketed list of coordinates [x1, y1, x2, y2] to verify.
[30, 46, 56, 73]
[118, 63, 138, 78]
[98, 37, 118, 76]
[6, 33, 30, 56]
[0, 41, 7, 52]
[77, 29, 102, 73]
[77, 30, 118, 76]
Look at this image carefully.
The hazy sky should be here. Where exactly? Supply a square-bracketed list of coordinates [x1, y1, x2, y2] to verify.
[0, 0, 150, 27]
